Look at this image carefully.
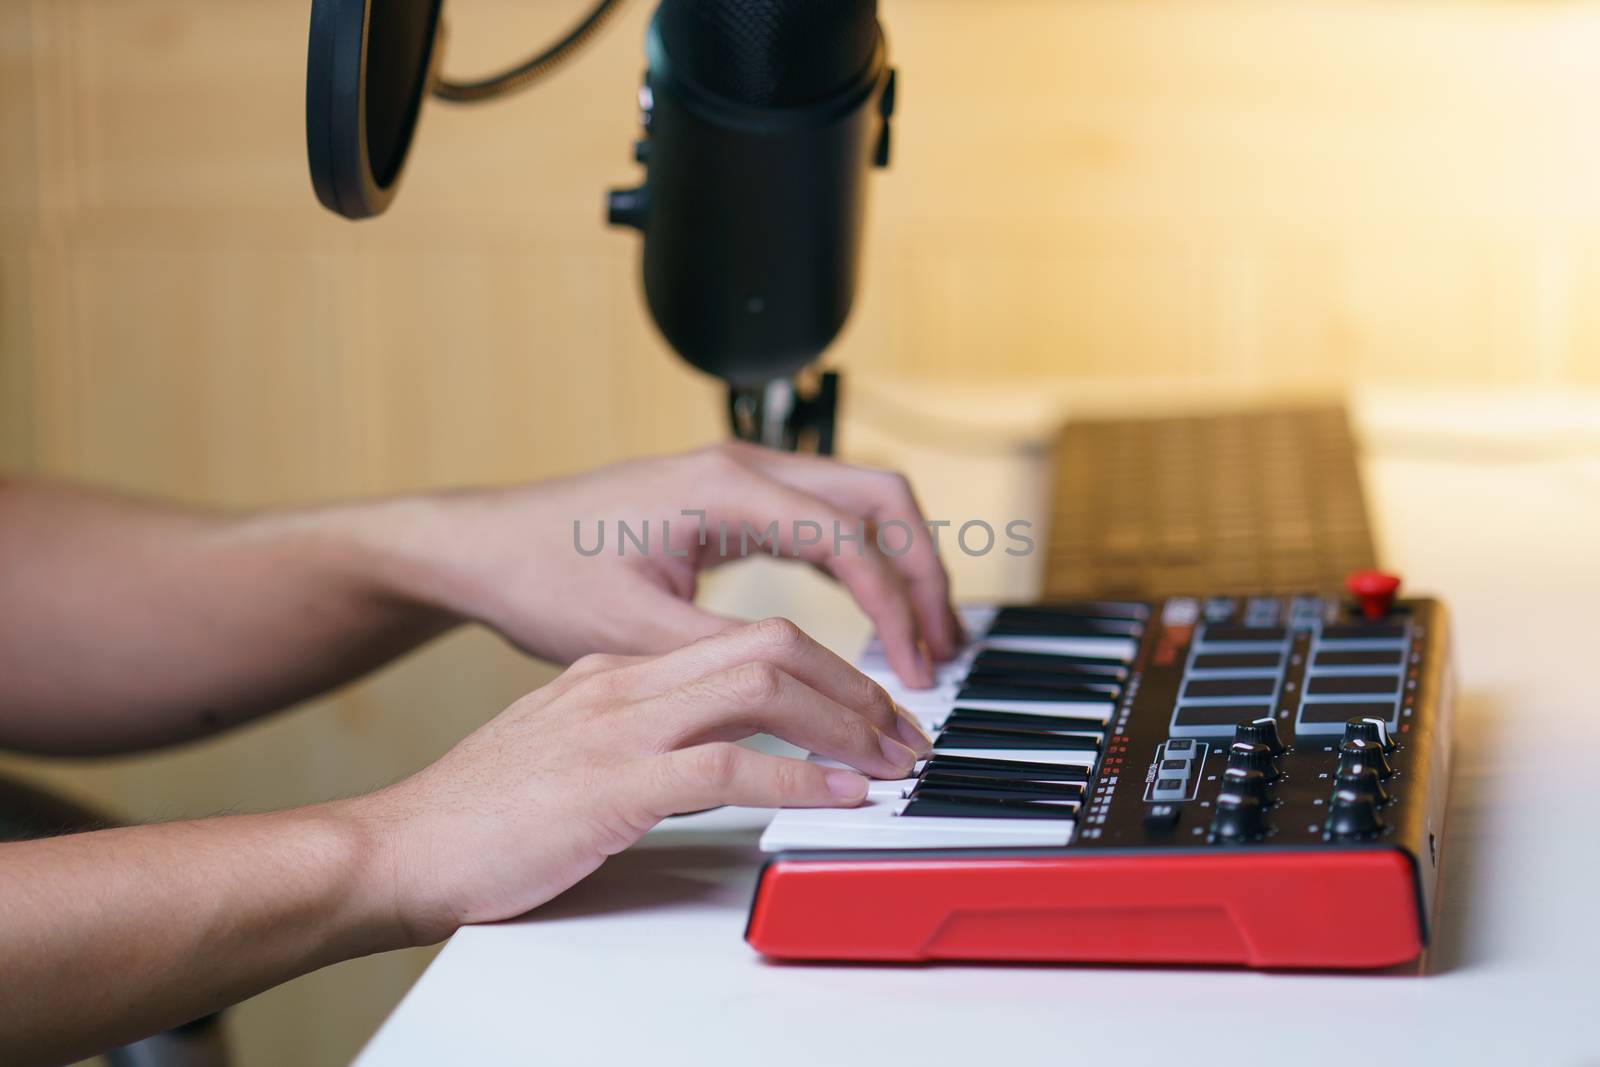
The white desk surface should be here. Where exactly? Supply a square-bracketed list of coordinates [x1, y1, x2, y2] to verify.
[356, 391, 1600, 1066]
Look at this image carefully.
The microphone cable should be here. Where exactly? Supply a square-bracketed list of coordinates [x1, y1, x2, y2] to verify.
[432, 0, 628, 103]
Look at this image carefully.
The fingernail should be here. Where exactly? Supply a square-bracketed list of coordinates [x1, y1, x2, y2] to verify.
[894, 705, 934, 756]
[879, 731, 919, 775]
[912, 646, 935, 689]
[826, 771, 869, 803]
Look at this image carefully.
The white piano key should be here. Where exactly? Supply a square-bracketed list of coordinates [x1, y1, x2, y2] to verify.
[895, 704, 960, 730]
[979, 635, 1137, 661]
[858, 656, 976, 694]
[859, 606, 996, 662]
[866, 777, 917, 799]
[959, 604, 1000, 632]
[862, 680, 965, 711]
[810, 746, 1097, 777]
[761, 801, 1074, 852]
[806, 754, 926, 775]
[872, 677, 961, 701]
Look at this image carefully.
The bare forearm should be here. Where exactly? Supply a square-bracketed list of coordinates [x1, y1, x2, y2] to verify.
[0, 446, 965, 754]
[0, 482, 455, 753]
[0, 802, 410, 1066]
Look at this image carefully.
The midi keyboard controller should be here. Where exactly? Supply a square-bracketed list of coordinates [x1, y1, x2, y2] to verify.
[747, 407, 1455, 970]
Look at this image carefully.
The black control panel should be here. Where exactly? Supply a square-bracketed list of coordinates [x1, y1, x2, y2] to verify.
[1072, 594, 1453, 882]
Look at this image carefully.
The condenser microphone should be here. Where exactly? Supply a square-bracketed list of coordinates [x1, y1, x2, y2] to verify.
[607, 0, 897, 388]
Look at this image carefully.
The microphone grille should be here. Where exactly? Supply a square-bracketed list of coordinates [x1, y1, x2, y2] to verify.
[656, 0, 879, 107]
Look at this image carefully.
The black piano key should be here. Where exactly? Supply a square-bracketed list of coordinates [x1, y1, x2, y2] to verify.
[923, 755, 1091, 783]
[917, 773, 1085, 800]
[935, 725, 1102, 752]
[994, 601, 1149, 622]
[987, 616, 1143, 639]
[903, 792, 1078, 821]
[960, 675, 1126, 700]
[910, 784, 1083, 807]
[990, 604, 1146, 624]
[943, 708, 1107, 733]
[955, 683, 1118, 704]
[969, 650, 1130, 680]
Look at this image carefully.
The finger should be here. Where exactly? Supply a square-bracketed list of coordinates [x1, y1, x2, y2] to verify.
[620, 618, 931, 755]
[696, 463, 934, 688]
[639, 662, 920, 779]
[717, 443, 960, 661]
[637, 743, 869, 818]
[816, 545, 930, 688]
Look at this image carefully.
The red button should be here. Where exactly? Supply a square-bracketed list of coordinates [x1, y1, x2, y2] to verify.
[1345, 569, 1402, 620]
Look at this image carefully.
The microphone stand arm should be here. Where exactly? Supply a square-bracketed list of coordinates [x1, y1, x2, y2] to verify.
[728, 371, 840, 455]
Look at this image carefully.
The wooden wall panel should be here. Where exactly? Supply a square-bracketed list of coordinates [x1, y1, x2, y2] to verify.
[851, 0, 1600, 385]
[5, 1, 1600, 1062]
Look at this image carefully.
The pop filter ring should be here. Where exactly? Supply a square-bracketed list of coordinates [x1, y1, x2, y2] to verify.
[306, 0, 445, 219]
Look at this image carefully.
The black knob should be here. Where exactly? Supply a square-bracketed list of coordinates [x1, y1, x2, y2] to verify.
[1220, 766, 1271, 802]
[1226, 741, 1280, 782]
[606, 186, 650, 230]
[1210, 793, 1268, 842]
[1234, 716, 1286, 756]
[1336, 765, 1390, 807]
[1337, 738, 1394, 780]
[1342, 716, 1396, 752]
[1326, 788, 1385, 840]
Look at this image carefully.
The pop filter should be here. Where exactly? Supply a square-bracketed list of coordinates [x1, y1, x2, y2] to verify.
[306, 0, 445, 219]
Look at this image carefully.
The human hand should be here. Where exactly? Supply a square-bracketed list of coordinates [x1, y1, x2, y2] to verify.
[380, 442, 960, 688]
[347, 618, 933, 943]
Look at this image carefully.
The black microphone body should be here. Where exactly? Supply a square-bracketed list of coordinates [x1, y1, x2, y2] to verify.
[609, 0, 895, 388]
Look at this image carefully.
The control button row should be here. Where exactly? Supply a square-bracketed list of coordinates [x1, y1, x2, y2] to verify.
[1148, 738, 1204, 802]
[1325, 717, 1398, 840]
[1210, 718, 1288, 842]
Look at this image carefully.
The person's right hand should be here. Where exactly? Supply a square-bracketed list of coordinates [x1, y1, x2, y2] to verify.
[347, 617, 933, 946]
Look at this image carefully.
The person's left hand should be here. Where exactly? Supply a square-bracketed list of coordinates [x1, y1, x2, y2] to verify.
[375, 442, 961, 688]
